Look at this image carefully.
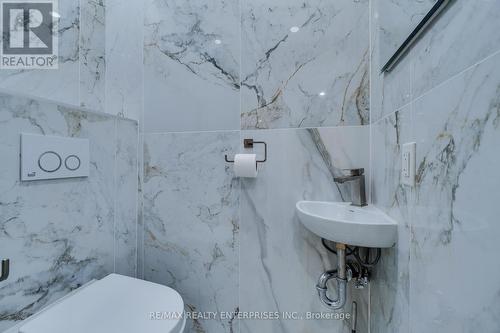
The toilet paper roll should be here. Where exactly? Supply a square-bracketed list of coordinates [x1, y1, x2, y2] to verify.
[234, 154, 258, 178]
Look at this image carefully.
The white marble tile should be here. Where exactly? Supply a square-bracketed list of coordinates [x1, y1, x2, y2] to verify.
[142, 131, 240, 333]
[143, 0, 240, 132]
[377, 0, 438, 68]
[370, 107, 412, 333]
[370, 0, 412, 123]
[136, 133, 145, 280]
[79, 0, 106, 112]
[241, 0, 369, 129]
[239, 128, 369, 333]
[410, 50, 500, 333]
[412, 0, 500, 99]
[370, 2, 500, 332]
[114, 118, 139, 277]
[0, 93, 120, 331]
[0, 1, 80, 106]
[105, 0, 144, 121]
[0, 0, 108, 113]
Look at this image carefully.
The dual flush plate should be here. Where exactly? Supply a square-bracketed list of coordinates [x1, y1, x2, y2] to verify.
[20, 133, 89, 181]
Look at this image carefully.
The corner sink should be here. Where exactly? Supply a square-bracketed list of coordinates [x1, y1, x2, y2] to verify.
[296, 201, 397, 248]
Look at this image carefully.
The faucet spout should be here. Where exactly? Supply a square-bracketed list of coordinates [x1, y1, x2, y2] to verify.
[334, 168, 367, 207]
[333, 175, 362, 184]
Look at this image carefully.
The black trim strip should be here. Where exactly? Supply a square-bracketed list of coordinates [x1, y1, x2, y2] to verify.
[381, 0, 452, 73]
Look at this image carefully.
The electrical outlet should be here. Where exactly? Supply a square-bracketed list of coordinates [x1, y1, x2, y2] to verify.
[401, 142, 416, 187]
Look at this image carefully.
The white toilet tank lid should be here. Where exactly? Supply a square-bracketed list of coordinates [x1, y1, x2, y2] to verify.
[19, 274, 185, 333]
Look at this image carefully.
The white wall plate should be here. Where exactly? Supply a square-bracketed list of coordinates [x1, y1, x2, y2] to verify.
[401, 142, 416, 187]
[21, 133, 90, 181]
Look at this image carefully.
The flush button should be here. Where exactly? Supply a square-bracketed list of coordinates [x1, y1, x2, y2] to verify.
[65, 155, 81, 171]
[38, 151, 62, 173]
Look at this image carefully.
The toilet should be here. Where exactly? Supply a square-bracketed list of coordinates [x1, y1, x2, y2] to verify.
[13, 274, 185, 333]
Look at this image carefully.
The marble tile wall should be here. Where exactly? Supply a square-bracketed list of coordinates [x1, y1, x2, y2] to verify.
[0, 0, 106, 113]
[115, 119, 139, 277]
[140, 0, 371, 332]
[0, 93, 138, 332]
[105, 0, 144, 121]
[241, 0, 370, 129]
[143, 0, 241, 132]
[80, 0, 106, 111]
[142, 132, 240, 333]
[370, 108, 412, 333]
[409, 51, 500, 332]
[140, 126, 370, 333]
[143, 0, 370, 133]
[0, 0, 144, 120]
[370, 0, 412, 122]
[377, 0, 438, 70]
[370, 1, 500, 332]
[410, 0, 500, 99]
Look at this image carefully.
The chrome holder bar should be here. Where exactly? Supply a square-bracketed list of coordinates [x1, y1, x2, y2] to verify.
[225, 139, 267, 164]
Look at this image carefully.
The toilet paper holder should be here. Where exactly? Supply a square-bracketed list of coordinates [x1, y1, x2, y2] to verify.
[225, 139, 267, 164]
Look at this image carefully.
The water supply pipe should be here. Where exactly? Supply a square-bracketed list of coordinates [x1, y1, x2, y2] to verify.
[316, 243, 348, 310]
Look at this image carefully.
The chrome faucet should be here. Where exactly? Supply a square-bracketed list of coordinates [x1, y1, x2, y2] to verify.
[334, 168, 367, 207]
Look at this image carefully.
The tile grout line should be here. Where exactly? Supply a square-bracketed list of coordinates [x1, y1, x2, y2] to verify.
[374, 44, 500, 126]
[140, 0, 146, 280]
[113, 117, 118, 273]
[369, 0, 373, 327]
[238, 0, 242, 321]
[142, 124, 371, 137]
[78, 0, 82, 109]
[411, 47, 500, 104]
[368, 1, 373, 331]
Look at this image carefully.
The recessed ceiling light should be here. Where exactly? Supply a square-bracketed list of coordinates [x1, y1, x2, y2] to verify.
[319, 91, 326, 97]
[214, 39, 222, 45]
[290, 26, 300, 33]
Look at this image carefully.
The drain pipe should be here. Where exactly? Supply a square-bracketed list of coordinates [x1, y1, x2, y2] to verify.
[316, 243, 347, 310]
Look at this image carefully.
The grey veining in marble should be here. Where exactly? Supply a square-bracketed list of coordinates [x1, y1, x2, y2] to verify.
[80, 0, 106, 112]
[105, 0, 144, 121]
[370, 38, 500, 333]
[0, 1, 80, 106]
[115, 119, 139, 277]
[378, 0, 438, 69]
[136, 132, 145, 280]
[370, 1, 500, 332]
[411, 0, 500, 99]
[0, 93, 138, 332]
[239, 127, 369, 333]
[370, 108, 412, 333]
[372, 0, 500, 123]
[0, 0, 109, 113]
[410, 51, 500, 333]
[143, 0, 240, 132]
[142, 131, 239, 333]
[370, 0, 412, 123]
[241, 0, 369, 129]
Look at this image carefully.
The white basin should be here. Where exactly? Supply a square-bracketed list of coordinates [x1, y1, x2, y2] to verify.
[296, 201, 397, 248]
